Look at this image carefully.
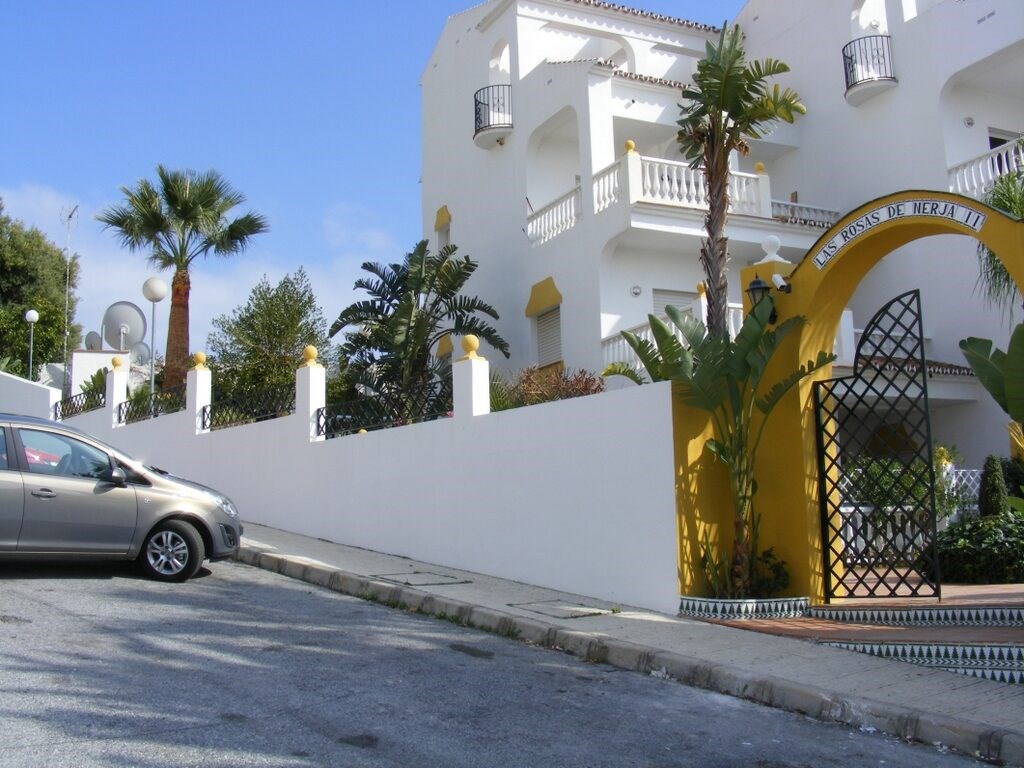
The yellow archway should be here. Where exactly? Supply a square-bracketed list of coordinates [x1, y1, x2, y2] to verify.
[678, 190, 1024, 601]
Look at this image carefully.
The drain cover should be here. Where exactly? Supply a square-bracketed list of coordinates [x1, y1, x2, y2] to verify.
[509, 600, 612, 619]
[371, 571, 472, 587]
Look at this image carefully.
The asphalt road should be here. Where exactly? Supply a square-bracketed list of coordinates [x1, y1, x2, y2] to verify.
[0, 559, 986, 767]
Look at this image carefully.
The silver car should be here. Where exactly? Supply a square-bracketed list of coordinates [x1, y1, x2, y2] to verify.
[0, 413, 241, 581]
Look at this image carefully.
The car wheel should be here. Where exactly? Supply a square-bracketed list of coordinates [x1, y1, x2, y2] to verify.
[139, 520, 205, 582]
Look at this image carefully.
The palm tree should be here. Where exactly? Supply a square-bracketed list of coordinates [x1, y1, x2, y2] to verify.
[98, 166, 268, 386]
[330, 240, 509, 414]
[976, 157, 1023, 318]
[677, 24, 805, 338]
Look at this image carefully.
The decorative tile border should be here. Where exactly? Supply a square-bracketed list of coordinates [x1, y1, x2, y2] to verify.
[807, 606, 1024, 627]
[679, 596, 810, 620]
[826, 641, 1024, 685]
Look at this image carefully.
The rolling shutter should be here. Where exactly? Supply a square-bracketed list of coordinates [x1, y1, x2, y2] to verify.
[537, 308, 562, 367]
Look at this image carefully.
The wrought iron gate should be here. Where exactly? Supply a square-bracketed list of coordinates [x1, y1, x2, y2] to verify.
[813, 290, 941, 600]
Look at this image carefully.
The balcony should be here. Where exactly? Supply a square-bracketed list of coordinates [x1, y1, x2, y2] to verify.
[527, 154, 840, 246]
[601, 301, 745, 372]
[842, 35, 897, 106]
[473, 84, 512, 149]
[948, 142, 1024, 199]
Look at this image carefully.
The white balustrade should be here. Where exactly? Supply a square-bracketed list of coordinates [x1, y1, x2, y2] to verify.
[640, 157, 705, 207]
[771, 200, 841, 229]
[526, 187, 581, 244]
[601, 302, 745, 372]
[948, 142, 1024, 199]
[592, 161, 621, 213]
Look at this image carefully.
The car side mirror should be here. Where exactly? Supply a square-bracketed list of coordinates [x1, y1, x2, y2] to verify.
[102, 466, 128, 488]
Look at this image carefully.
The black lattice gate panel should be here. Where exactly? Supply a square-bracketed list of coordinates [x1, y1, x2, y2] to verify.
[813, 290, 941, 601]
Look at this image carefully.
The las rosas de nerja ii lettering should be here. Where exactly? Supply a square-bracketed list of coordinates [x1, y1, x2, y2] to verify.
[812, 198, 987, 270]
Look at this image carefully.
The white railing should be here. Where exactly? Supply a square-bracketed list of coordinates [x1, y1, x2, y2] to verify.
[772, 200, 841, 229]
[593, 161, 620, 213]
[639, 157, 763, 215]
[526, 187, 581, 244]
[601, 301, 744, 372]
[948, 142, 1023, 199]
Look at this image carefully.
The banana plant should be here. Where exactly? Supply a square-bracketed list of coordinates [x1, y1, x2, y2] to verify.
[609, 297, 835, 597]
[961, 323, 1024, 509]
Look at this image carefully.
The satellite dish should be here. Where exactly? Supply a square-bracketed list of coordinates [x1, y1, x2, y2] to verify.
[130, 341, 151, 366]
[84, 331, 102, 351]
[101, 301, 147, 351]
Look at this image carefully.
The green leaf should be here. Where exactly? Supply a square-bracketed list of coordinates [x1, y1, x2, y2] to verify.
[960, 336, 1008, 413]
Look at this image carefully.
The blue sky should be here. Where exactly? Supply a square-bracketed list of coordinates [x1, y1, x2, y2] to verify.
[1, 0, 744, 359]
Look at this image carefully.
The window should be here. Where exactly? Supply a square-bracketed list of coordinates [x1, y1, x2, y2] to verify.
[19, 429, 110, 479]
[653, 289, 698, 318]
[537, 308, 562, 367]
[0, 427, 7, 470]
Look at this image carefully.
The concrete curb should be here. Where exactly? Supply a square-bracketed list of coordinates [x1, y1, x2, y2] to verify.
[236, 544, 1024, 765]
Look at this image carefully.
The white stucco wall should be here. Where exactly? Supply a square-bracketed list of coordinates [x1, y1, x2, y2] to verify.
[53, 366, 681, 615]
[0, 371, 61, 419]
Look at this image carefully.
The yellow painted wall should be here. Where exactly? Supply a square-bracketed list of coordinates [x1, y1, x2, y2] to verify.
[676, 190, 1024, 601]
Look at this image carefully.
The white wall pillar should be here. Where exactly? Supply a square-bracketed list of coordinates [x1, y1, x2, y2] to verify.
[186, 353, 213, 435]
[625, 144, 643, 204]
[296, 345, 327, 442]
[453, 335, 490, 419]
[105, 356, 129, 429]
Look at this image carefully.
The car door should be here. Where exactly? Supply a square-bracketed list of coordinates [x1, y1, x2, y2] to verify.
[15, 427, 138, 554]
[0, 426, 25, 551]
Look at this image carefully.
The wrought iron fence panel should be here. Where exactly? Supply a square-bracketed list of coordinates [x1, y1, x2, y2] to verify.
[118, 385, 187, 424]
[813, 290, 940, 601]
[318, 380, 452, 439]
[54, 391, 105, 421]
[204, 387, 296, 431]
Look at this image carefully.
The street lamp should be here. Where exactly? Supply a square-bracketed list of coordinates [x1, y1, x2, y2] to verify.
[24, 309, 39, 380]
[142, 277, 167, 395]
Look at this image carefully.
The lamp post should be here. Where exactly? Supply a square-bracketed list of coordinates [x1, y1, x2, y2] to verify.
[142, 277, 167, 395]
[24, 309, 39, 380]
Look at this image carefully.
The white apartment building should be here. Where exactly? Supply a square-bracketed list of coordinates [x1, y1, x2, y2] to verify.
[420, 0, 1023, 465]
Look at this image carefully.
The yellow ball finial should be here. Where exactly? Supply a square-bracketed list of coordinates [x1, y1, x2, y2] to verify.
[111, 356, 123, 370]
[358, 428, 368, 435]
[460, 334, 480, 361]
[624, 139, 636, 153]
[192, 352, 208, 370]
[696, 281, 706, 296]
[754, 161, 765, 174]
[303, 345, 319, 367]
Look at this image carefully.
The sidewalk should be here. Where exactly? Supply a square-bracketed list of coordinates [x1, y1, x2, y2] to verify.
[236, 523, 1024, 765]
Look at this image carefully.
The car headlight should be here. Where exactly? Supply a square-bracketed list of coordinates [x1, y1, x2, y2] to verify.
[208, 493, 238, 518]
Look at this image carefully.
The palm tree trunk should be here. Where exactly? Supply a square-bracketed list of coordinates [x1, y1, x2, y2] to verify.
[163, 268, 191, 387]
[701, 140, 731, 339]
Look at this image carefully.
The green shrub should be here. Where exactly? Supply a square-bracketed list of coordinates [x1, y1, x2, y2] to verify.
[490, 367, 604, 411]
[1002, 456, 1024, 498]
[933, 510, 1024, 583]
[979, 454, 1009, 517]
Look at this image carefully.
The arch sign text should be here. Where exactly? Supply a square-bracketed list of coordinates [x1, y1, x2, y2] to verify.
[811, 198, 987, 269]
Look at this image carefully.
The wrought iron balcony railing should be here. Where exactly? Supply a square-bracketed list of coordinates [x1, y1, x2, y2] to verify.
[842, 35, 895, 91]
[316, 379, 452, 439]
[201, 386, 295, 431]
[54, 391, 105, 421]
[118, 385, 187, 424]
[474, 84, 512, 136]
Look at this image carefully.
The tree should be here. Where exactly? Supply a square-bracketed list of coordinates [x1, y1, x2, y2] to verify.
[207, 268, 329, 401]
[677, 24, 805, 338]
[609, 297, 834, 597]
[330, 240, 509, 406]
[0, 199, 81, 379]
[976, 156, 1023, 318]
[97, 166, 268, 387]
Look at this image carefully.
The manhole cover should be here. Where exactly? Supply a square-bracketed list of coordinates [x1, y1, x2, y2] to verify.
[509, 600, 612, 619]
[371, 571, 472, 587]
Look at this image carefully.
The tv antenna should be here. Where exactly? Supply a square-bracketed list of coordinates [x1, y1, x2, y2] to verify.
[61, 204, 79, 397]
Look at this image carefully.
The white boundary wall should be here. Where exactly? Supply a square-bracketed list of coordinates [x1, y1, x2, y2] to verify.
[11, 358, 681, 614]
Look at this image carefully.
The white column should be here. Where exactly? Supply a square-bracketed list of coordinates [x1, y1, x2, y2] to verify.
[625, 143, 643, 204]
[186, 353, 213, 435]
[105, 356, 129, 429]
[453, 335, 490, 419]
[295, 345, 327, 442]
